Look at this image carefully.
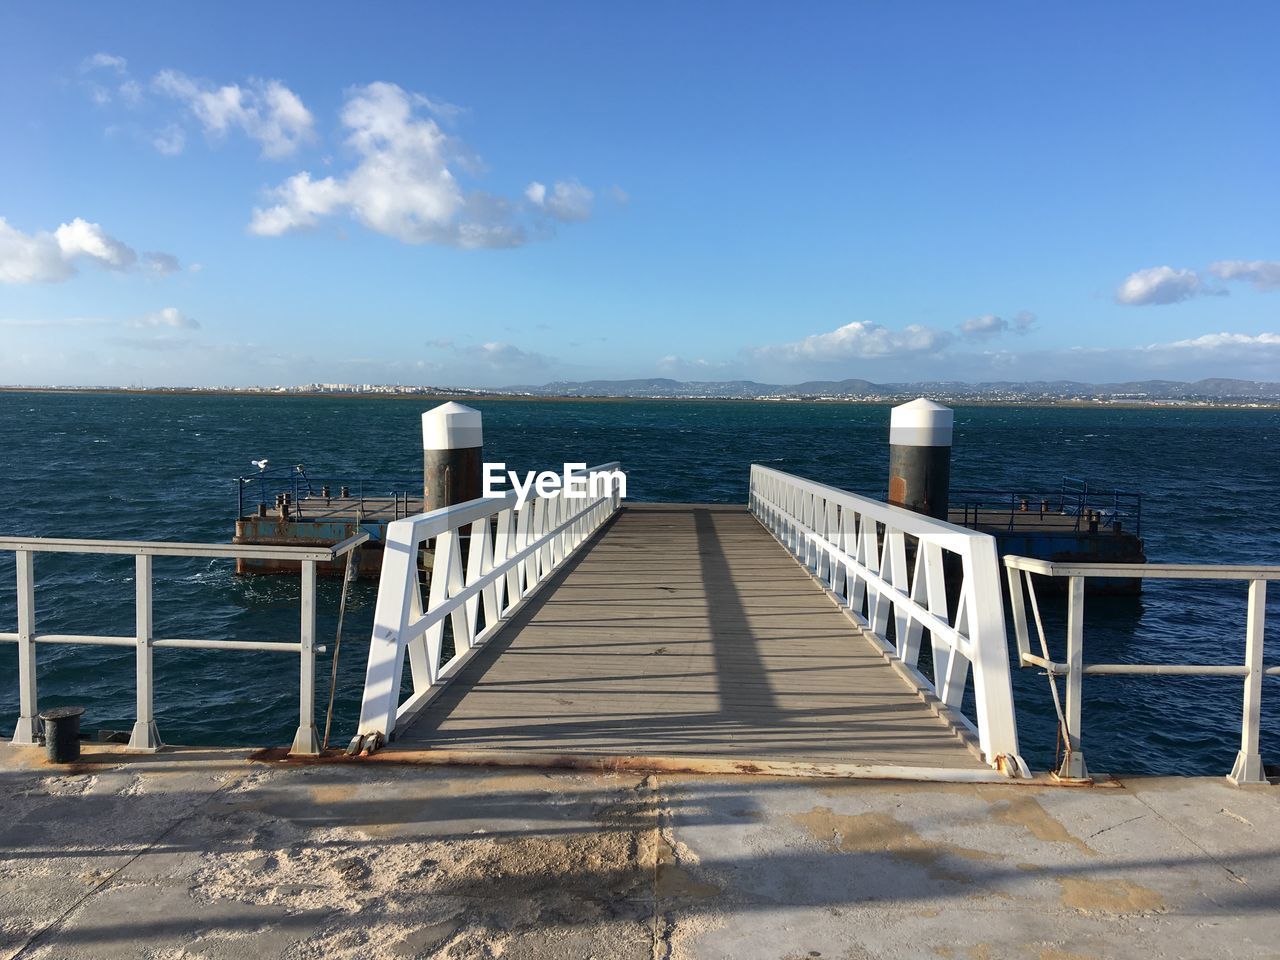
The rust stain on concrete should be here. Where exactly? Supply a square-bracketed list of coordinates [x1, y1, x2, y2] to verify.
[1057, 877, 1164, 914]
[789, 807, 997, 881]
[981, 790, 1094, 856]
[309, 783, 359, 804]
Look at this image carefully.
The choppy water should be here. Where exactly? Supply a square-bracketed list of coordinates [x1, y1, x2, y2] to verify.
[0, 391, 1276, 775]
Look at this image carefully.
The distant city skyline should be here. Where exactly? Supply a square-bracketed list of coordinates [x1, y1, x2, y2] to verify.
[2, 3, 1279, 388]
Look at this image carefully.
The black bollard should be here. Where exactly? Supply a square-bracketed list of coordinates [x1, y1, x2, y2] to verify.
[41, 706, 86, 763]
[422, 402, 484, 512]
[887, 399, 953, 521]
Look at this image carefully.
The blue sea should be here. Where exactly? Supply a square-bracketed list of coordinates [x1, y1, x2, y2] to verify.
[0, 390, 1277, 776]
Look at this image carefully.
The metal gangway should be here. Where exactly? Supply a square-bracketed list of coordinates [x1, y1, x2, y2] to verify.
[350, 463, 1028, 780]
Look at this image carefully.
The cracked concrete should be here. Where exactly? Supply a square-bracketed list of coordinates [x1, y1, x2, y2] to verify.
[0, 744, 1277, 959]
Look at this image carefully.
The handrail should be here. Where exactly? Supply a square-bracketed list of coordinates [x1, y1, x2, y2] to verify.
[351, 461, 624, 749]
[1003, 555, 1275, 784]
[748, 464, 1026, 776]
[2, 532, 369, 755]
[950, 483, 1142, 536]
[237, 469, 419, 521]
[1005, 557, 1280, 579]
[0, 536, 344, 561]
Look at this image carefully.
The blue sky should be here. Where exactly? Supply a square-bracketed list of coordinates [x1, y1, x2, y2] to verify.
[2, 2, 1278, 387]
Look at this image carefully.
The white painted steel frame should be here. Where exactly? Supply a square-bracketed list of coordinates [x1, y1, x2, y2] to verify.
[1004, 556, 1279, 785]
[749, 464, 1026, 775]
[1, 532, 369, 755]
[353, 462, 623, 745]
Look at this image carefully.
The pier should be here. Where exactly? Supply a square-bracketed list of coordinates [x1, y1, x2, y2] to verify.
[387, 503, 989, 778]
[2, 400, 1276, 959]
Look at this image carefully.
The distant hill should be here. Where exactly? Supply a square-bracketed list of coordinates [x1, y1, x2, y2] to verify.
[501, 377, 1280, 401]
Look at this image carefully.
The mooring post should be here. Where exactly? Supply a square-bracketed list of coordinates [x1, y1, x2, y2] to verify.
[422, 402, 484, 511]
[888, 398, 953, 520]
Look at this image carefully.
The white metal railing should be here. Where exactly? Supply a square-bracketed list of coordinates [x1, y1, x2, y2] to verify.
[351, 461, 623, 749]
[749, 464, 1026, 775]
[1004, 557, 1280, 785]
[0, 532, 369, 755]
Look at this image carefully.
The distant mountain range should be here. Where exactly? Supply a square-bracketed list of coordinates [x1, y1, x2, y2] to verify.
[502, 377, 1280, 401]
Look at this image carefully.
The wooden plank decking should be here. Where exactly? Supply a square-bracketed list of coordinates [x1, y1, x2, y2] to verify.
[391, 503, 985, 772]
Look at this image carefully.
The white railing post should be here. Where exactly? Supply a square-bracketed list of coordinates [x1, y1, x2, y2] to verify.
[127, 553, 162, 752]
[290, 559, 321, 755]
[355, 520, 419, 741]
[1229, 579, 1267, 785]
[1058, 574, 1088, 780]
[1005, 566, 1032, 662]
[12, 550, 39, 745]
[962, 537, 1022, 770]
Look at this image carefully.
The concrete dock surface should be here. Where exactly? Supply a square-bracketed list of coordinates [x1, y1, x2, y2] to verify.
[1, 745, 1277, 960]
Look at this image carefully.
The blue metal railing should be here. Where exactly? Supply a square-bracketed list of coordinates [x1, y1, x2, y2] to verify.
[237, 466, 420, 522]
[951, 478, 1142, 537]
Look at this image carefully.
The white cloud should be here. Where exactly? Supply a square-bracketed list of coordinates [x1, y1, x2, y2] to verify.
[153, 70, 314, 158]
[1109, 330, 1280, 378]
[82, 53, 127, 74]
[79, 53, 144, 108]
[251, 82, 538, 248]
[1150, 331, 1280, 352]
[424, 337, 551, 370]
[118, 80, 144, 106]
[0, 218, 74, 283]
[751, 320, 952, 363]
[143, 251, 182, 275]
[526, 179, 594, 222]
[465, 342, 550, 368]
[152, 124, 186, 156]
[132, 307, 199, 330]
[413, 93, 467, 123]
[960, 311, 1038, 340]
[959, 314, 1007, 340]
[247, 172, 346, 235]
[0, 216, 179, 284]
[1115, 265, 1215, 305]
[54, 217, 137, 269]
[1208, 260, 1280, 292]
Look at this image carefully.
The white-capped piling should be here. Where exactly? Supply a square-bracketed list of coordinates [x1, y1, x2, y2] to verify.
[888, 398, 953, 520]
[422, 401, 484, 511]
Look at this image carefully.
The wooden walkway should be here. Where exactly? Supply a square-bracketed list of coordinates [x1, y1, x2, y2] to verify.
[391, 503, 985, 773]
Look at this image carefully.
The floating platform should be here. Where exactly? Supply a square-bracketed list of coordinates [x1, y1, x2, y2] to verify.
[949, 487, 1146, 593]
[234, 494, 421, 578]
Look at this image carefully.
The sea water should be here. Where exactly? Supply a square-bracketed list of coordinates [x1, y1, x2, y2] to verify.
[0, 390, 1276, 775]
